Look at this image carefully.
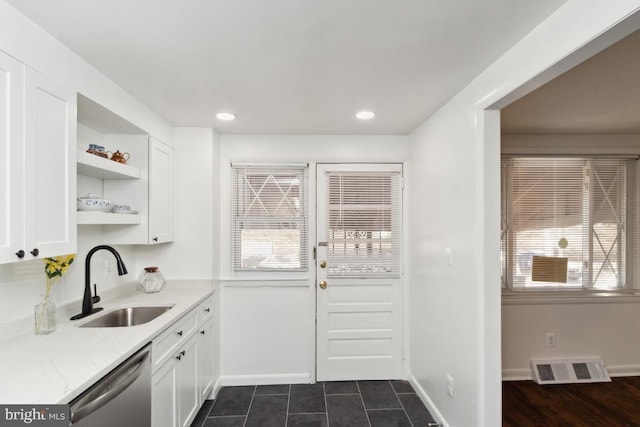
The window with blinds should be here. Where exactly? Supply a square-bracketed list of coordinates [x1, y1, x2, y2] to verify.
[231, 164, 308, 272]
[501, 157, 636, 290]
[325, 171, 402, 278]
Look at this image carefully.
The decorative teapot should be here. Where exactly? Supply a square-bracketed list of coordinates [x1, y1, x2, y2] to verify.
[109, 150, 130, 164]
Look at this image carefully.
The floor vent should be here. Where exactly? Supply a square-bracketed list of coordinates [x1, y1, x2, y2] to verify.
[530, 358, 611, 385]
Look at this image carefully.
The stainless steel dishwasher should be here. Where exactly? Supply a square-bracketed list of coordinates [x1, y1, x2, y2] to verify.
[70, 344, 151, 426]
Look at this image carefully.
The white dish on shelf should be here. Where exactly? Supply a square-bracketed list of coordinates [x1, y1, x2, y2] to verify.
[112, 210, 138, 214]
[111, 204, 131, 213]
[77, 193, 112, 212]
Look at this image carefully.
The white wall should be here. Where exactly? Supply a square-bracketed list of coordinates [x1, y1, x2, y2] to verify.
[502, 299, 640, 379]
[502, 134, 640, 155]
[219, 134, 409, 384]
[407, 1, 640, 426]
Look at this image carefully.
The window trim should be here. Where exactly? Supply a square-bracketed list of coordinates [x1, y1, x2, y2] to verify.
[502, 289, 640, 305]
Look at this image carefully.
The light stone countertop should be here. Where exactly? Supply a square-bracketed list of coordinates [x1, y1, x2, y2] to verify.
[0, 280, 216, 404]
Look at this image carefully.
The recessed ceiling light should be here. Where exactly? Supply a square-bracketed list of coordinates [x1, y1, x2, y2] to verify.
[216, 112, 236, 121]
[356, 111, 375, 120]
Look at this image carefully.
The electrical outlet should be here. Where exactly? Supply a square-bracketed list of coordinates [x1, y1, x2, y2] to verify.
[446, 373, 454, 398]
[104, 259, 112, 276]
[545, 333, 556, 347]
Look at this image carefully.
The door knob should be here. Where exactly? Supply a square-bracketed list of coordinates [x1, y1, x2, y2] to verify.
[319, 280, 327, 289]
[319, 260, 327, 269]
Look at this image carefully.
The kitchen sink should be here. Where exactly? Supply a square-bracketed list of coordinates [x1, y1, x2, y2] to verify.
[78, 305, 174, 328]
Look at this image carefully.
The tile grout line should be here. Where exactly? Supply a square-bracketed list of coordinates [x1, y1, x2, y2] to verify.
[242, 385, 257, 427]
[323, 382, 330, 427]
[325, 392, 361, 396]
[284, 384, 291, 427]
[390, 380, 415, 427]
[356, 381, 373, 427]
[198, 400, 214, 426]
[287, 412, 329, 415]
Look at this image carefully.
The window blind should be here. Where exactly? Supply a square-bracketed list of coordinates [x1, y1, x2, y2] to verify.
[501, 157, 635, 290]
[325, 171, 402, 278]
[231, 164, 308, 272]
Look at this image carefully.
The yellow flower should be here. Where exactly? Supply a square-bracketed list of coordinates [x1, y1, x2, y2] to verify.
[44, 254, 75, 279]
[42, 254, 75, 301]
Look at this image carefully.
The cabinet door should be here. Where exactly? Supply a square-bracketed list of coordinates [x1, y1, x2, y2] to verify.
[198, 318, 215, 403]
[177, 335, 199, 427]
[149, 137, 174, 244]
[0, 51, 24, 264]
[152, 356, 179, 427]
[24, 68, 76, 259]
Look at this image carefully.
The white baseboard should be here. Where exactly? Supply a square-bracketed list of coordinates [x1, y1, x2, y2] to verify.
[502, 368, 531, 381]
[221, 373, 312, 386]
[502, 364, 640, 381]
[203, 377, 223, 400]
[407, 374, 448, 427]
[600, 364, 640, 377]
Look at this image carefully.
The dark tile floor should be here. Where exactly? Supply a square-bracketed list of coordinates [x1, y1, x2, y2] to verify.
[190, 380, 437, 427]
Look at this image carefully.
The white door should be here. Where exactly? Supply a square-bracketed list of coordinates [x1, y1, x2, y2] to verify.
[316, 164, 404, 381]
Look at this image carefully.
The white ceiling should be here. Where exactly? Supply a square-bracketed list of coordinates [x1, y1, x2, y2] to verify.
[7, 0, 566, 134]
[502, 28, 640, 134]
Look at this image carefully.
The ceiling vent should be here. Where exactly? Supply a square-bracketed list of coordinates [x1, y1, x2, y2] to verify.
[530, 358, 611, 385]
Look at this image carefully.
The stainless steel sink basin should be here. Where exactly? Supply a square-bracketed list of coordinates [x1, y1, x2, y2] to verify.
[78, 305, 174, 328]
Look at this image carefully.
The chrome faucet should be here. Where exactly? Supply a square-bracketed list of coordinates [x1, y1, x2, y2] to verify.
[70, 245, 128, 320]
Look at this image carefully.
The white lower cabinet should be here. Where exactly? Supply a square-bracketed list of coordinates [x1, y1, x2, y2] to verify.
[151, 354, 178, 427]
[152, 298, 215, 427]
[178, 335, 199, 427]
[198, 318, 215, 403]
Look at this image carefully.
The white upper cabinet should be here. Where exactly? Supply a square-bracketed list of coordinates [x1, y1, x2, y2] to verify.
[149, 137, 175, 244]
[101, 135, 175, 245]
[24, 68, 77, 259]
[77, 95, 174, 245]
[0, 51, 24, 264]
[0, 51, 76, 264]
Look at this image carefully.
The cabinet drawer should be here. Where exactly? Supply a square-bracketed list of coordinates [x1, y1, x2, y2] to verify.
[197, 295, 214, 324]
[152, 310, 197, 371]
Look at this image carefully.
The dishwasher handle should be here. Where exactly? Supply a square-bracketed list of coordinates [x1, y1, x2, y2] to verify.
[70, 346, 150, 424]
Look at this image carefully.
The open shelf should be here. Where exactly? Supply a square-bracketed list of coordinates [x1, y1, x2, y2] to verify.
[77, 211, 141, 225]
[77, 151, 141, 179]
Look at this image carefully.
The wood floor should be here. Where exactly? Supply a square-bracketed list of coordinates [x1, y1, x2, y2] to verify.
[503, 377, 640, 426]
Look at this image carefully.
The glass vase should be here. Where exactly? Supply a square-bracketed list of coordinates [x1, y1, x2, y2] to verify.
[138, 266, 166, 293]
[35, 299, 56, 335]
